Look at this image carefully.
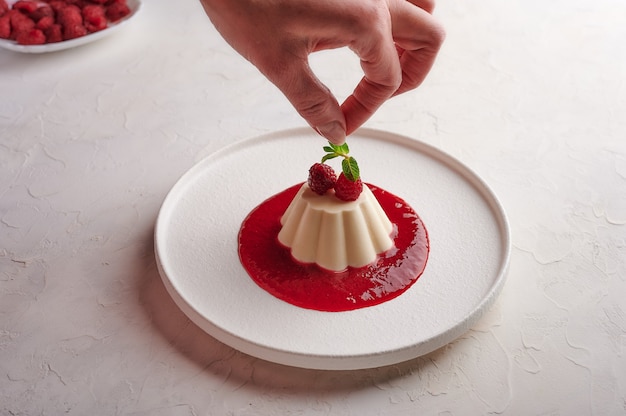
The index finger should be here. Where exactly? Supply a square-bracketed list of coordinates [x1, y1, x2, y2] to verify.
[340, 7, 402, 135]
[390, 0, 445, 95]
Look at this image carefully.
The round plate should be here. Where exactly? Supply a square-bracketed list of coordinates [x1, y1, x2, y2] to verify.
[155, 128, 511, 370]
[0, 0, 141, 54]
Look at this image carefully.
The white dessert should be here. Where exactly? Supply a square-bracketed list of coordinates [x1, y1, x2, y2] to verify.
[278, 183, 394, 271]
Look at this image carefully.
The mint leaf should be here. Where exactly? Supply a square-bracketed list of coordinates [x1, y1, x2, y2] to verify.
[325, 142, 348, 154]
[342, 157, 360, 182]
[318, 141, 360, 181]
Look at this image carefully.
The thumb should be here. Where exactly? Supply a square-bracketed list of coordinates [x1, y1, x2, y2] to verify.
[269, 59, 347, 145]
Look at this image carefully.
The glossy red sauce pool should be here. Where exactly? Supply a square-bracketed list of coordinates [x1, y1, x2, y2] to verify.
[238, 183, 429, 312]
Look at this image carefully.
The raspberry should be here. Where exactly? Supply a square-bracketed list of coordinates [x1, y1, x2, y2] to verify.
[105, 2, 130, 22]
[56, 4, 82, 28]
[9, 9, 34, 40]
[308, 163, 336, 195]
[63, 0, 85, 7]
[35, 15, 54, 30]
[13, 1, 38, 14]
[334, 173, 363, 201]
[0, 0, 9, 16]
[29, 5, 54, 23]
[0, 15, 10, 39]
[47, 1, 68, 13]
[16, 27, 45, 44]
[56, 4, 86, 40]
[44, 23, 62, 42]
[82, 4, 107, 32]
[62, 22, 86, 39]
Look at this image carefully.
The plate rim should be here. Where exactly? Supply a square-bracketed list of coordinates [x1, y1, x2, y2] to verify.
[154, 127, 511, 370]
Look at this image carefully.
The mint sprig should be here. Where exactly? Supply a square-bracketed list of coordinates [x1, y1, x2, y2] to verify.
[320, 142, 360, 182]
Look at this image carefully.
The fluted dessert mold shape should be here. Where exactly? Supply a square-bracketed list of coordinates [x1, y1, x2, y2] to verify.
[278, 184, 394, 271]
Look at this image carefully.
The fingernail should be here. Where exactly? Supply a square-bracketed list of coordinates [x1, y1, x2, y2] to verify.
[315, 121, 345, 145]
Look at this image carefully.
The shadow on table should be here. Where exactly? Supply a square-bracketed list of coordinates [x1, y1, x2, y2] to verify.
[139, 243, 455, 393]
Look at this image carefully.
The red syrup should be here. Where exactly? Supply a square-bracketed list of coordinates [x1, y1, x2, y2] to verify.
[238, 183, 430, 312]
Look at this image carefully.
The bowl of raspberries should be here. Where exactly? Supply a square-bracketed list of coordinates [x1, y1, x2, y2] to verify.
[0, 0, 140, 52]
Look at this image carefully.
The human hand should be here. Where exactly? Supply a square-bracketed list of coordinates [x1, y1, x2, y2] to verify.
[199, 0, 445, 144]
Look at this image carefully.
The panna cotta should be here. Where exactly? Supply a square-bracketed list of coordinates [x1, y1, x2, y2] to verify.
[278, 183, 394, 271]
[238, 183, 429, 312]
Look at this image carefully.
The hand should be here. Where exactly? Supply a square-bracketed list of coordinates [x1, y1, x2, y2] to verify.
[199, 0, 445, 144]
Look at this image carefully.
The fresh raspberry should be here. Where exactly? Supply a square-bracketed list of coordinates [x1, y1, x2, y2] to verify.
[35, 15, 54, 30]
[56, 4, 82, 27]
[0, 0, 9, 17]
[47, 1, 68, 13]
[334, 172, 363, 201]
[0, 15, 10, 39]
[62, 22, 86, 39]
[105, 0, 128, 6]
[56, 4, 86, 40]
[82, 4, 107, 32]
[16, 27, 45, 44]
[29, 5, 54, 23]
[8, 9, 34, 40]
[44, 23, 62, 42]
[308, 163, 336, 195]
[13, 1, 38, 14]
[105, 2, 130, 22]
[63, 0, 86, 7]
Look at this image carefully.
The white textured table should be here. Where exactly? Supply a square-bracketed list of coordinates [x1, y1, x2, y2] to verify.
[2, 0, 625, 414]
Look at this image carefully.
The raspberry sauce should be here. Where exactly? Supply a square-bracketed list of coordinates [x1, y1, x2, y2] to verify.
[238, 183, 429, 312]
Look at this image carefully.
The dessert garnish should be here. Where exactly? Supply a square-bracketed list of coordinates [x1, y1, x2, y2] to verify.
[307, 163, 336, 195]
[308, 142, 363, 201]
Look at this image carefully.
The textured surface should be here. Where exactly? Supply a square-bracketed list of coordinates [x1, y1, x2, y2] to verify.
[1, 0, 625, 414]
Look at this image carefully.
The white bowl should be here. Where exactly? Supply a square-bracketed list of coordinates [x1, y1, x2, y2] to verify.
[0, 0, 141, 54]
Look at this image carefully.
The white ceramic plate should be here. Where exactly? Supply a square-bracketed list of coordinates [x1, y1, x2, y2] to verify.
[0, 0, 141, 54]
[155, 128, 511, 370]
